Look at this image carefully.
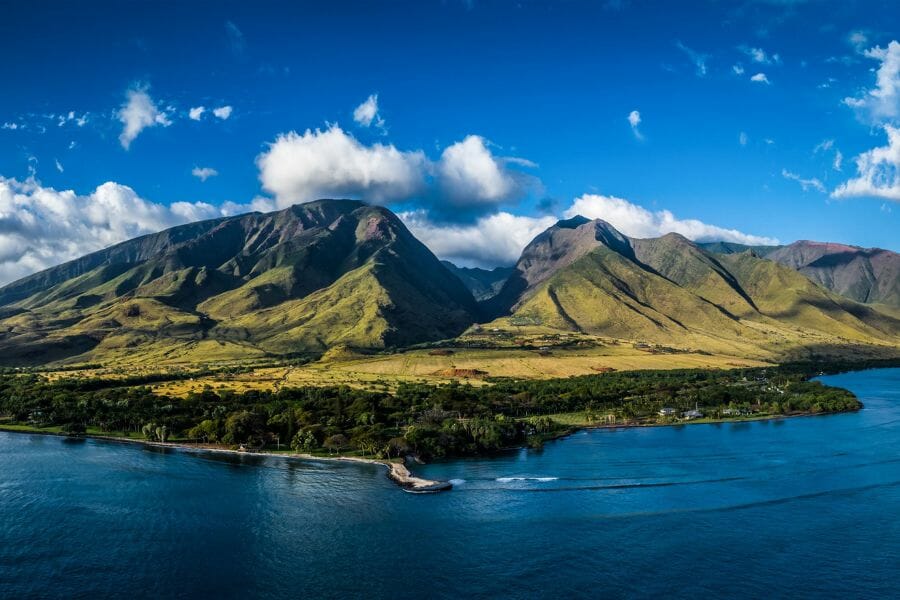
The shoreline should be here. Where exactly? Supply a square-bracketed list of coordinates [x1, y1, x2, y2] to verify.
[0, 427, 452, 493]
[0, 407, 858, 493]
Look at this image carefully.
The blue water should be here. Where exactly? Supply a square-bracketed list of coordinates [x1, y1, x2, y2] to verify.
[1, 368, 898, 599]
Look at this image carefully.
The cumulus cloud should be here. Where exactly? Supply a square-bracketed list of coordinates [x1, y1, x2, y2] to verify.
[750, 73, 771, 84]
[562, 194, 778, 245]
[782, 169, 826, 193]
[256, 125, 535, 215]
[191, 167, 218, 182]
[0, 177, 235, 285]
[404, 193, 778, 267]
[212, 105, 233, 120]
[436, 135, 533, 209]
[117, 85, 171, 149]
[400, 210, 556, 267]
[353, 94, 385, 129]
[189, 106, 206, 120]
[257, 125, 428, 206]
[676, 41, 708, 77]
[843, 40, 900, 124]
[832, 125, 900, 201]
[627, 110, 643, 139]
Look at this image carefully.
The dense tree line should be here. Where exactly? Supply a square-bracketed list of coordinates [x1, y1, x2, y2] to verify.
[0, 360, 887, 460]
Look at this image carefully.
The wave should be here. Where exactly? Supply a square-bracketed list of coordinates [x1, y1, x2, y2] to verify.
[496, 476, 559, 483]
[448, 479, 467, 485]
[493, 476, 746, 493]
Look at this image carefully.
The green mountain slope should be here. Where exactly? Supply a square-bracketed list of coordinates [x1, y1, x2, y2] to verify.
[487, 218, 900, 359]
[0, 200, 477, 365]
[699, 240, 900, 309]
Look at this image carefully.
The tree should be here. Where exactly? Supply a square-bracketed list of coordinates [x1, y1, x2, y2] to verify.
[188, 419, 220, 443]
[323, 434, 348, 455]
[61, 422, 86, 436]
[291, 429, 317, 452]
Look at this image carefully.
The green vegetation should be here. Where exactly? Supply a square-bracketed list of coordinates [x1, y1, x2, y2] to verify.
[1, 360, 888, 461]
[0, 200, 477, 366]
[487, 219, 900, 360]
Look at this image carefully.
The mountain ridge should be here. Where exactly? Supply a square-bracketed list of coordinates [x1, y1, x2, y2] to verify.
[0, 200, 477, 365]
[0, 202, 897, 366]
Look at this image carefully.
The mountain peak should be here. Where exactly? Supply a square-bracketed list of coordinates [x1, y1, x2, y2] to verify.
[554, 215, 591, 229]
[0, 200, 478, 365]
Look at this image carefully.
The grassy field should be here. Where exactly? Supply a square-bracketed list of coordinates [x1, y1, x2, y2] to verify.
[138, 342, 770, 396]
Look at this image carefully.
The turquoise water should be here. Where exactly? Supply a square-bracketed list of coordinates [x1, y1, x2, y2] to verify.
[1, 368, 898, 598]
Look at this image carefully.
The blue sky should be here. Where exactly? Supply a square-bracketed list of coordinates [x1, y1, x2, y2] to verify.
[0, 0, 898, 279]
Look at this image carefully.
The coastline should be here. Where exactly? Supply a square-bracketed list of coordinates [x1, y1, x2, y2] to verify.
[0, 427, 452, 493]
[0, 405, 859, 494]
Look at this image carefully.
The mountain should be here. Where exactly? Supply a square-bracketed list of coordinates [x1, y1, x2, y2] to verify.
[1, 201, 897, 367]
[441, 262, 514, 301]
[486, 218, 900, 359]
[698, 240, 900, 309]
[0, 200, 478, 366]
[763, 241, 900, 308]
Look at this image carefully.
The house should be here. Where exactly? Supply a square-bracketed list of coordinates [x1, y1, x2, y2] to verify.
[682, 409, 704, 420]
[659, 407, 677, 416]
[722, 408, 742, 417]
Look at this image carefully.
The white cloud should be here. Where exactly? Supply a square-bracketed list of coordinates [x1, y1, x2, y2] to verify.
[676, 41, 708, 77]
[813, 139, 834, 153]
[191, 167, 218, 182]
[843, 40, 900, 124]
[0, 177, 231, 285]
[739, 132, 748, 146]
[732, 64, 745, 75]
[848, 30, 869, 53]
[627, 110, 643, 139]
[436, 135, 532, 208]
[212, 105, 233, 120]
[257, 125, 428, 207]
[55, 111, 88, 128]
[563, 194, 778, 245]
[117, 85, 172, 149]
[189, 106, 206, 120]
[257, 126, 533, 212]
[1, 122, 20, 130]
[750, 73, 771, 84]
[832, 125, 900, 201]
[55, 159, 64, 173]
[813, 139, 843, 171]
[741, 46, 779, 65]
[747, 47, 767, 63]
[353, 94, 385, 130]
[782, 169, 826, 193]
[400, 209, 556, 267]
[220, 196, 276, 216]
